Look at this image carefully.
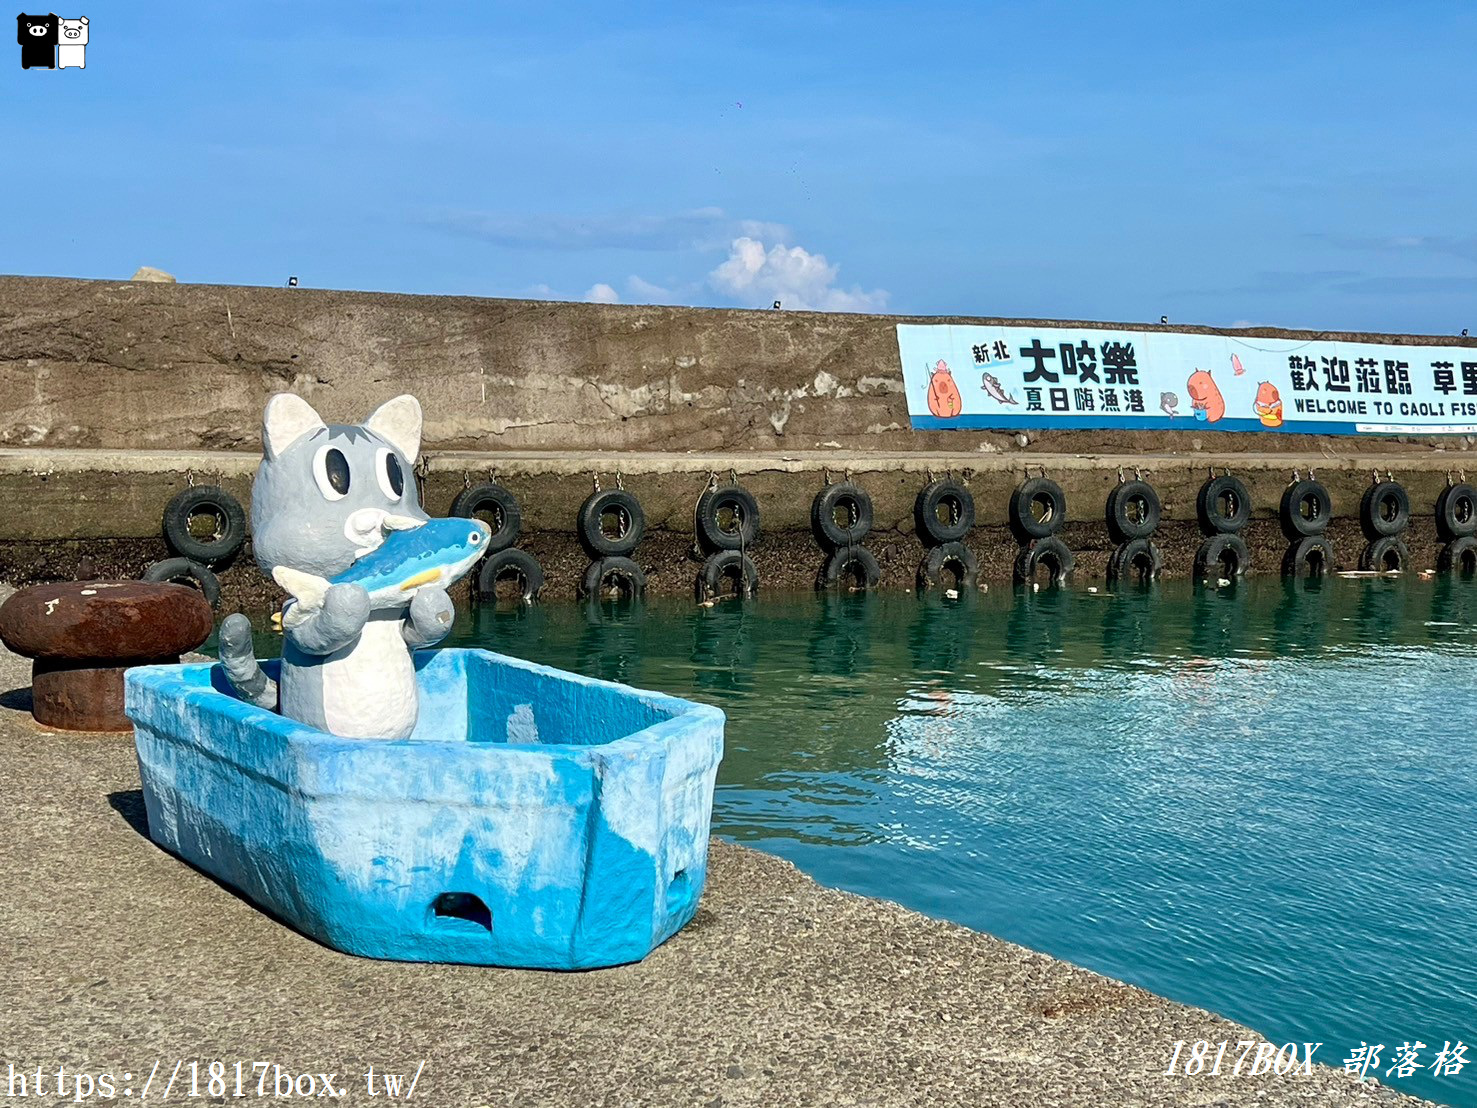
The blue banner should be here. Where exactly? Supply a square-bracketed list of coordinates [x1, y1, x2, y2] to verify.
[897, 324, 1477, 435]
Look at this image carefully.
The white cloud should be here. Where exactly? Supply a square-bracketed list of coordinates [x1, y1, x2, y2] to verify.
[625, 275, 671, 303]
[709, 236, 888, 313]
[583, 282, 620, 304]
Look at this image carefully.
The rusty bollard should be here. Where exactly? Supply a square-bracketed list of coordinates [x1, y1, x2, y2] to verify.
[0, 581, 214, 731]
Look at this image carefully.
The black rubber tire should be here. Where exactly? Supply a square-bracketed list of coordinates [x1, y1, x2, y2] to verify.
[1013, 536, 1074, 587]
[475, 547, 543, 603]
[1281, 536, 1333, 579]
[917, 541, 979, 592]
[1438, 536, 1477, 574]
[695, 485, 761, 553]
[1280, 479, 1332, 539]
[1360, 536, 1411, 572]
[141, 557, 222, 609]
[913, 478, 975, 546]
[1107, 539, 1163, 584]
[576, 489, 646, 558]
[1359, 481, 1410, 540]
[818, 546, 882, 591]
[162, 486, 247, 566]
[696, 550, 759, 601]
[1008, 477, 1066, 541]
[1105, 480, 1161, 542]
[1193, 534, 1250, 581]
[811, 482, 874, 550]
[1436, 482, 1477, 540]
[1196, 474, 1251, 535]
[451, 483, 521, 554]
[580, 555, 647, 600]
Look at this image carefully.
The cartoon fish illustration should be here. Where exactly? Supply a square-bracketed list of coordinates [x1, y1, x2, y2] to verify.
[1232, 353, 1246, 377]
[927, 359, 963, 418]
[273, 516, 491, 625]
[1160, 391, 1179, 418]
[981, 372, 1018, 405]
[1253, 380, 1283, 428]
[1186, 369, 1226, 423]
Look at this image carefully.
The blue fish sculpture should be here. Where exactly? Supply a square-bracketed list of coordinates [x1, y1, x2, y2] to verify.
[273, 516, 491, 621]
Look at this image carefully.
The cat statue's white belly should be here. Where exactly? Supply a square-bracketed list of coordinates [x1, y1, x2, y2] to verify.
[280, 615, 419, 740]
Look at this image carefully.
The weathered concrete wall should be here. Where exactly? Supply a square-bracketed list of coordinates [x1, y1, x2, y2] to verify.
[5, 275, 1477, 457]
[6, 275, 1477, 597]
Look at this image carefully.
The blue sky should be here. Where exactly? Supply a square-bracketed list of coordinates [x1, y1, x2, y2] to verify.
[7, 2, 1476, 332]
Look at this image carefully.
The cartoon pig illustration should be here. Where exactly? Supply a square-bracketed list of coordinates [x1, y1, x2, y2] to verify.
[1253, 381, 1283, 428]
[1186, 369, 1226, 423]
[927, 359, 962, 419]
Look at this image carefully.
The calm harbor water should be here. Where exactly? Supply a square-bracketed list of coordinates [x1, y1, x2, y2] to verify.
[242, 577, 1477, 1105]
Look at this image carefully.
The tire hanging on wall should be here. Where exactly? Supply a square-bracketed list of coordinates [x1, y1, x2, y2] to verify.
[1105, 480, 1160, 543]
[1359, 480, 1410, 540]
[811, 482, 874, 550]
[141, 557, 222, 609]
[1013, 536, 1073, 587]
[475, 547, 544, 603]
[1195, 474, 1251, 535]
[695, 485, 761, 553]
[818, 546, 882, 591]
[580, 555, 647, 600]
[450, 483, 521, 554]
[1281, 535, 1333, 579]
[577, 488, 646, 558]
[1436, 482, 1477, 540]
[1193, 534, 1250, 581]
[1008, 477, 1066, 541]
[1279, 478, 1332, 540]
[163, 486, 247, 566]
[1438, 536, 1477, 575]
[1107, 539, 1163, 584]
[913, 478, 975, 546]
[1359, 536, 1411, 573]
[696, 550, 759, 602]
[918, 541, 979, 592]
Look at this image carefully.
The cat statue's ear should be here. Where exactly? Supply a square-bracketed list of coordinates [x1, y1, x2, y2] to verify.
[364, 395, 423, 464]
[263, 393, 327, 460]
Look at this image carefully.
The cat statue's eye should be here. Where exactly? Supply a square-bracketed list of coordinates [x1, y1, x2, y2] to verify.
[377, 448, 404, 501]
[313, 445, 351, 500]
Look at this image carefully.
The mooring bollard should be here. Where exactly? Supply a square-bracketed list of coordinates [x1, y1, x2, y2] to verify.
[0, 580, 214, 731]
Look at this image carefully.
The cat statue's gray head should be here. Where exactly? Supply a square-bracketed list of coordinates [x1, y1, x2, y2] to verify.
[251, 393, 430, 578]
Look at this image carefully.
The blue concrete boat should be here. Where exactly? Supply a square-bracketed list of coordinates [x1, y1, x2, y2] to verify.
[125, 648, 724, 969]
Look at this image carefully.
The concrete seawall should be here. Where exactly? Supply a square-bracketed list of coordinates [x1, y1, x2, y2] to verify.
[4, 276, 1476, 597]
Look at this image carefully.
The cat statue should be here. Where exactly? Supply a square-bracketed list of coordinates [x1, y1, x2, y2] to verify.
[218, 393, 488, 740]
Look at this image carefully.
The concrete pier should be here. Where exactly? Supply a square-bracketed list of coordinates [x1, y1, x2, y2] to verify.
[0, 592, 1424, 1107]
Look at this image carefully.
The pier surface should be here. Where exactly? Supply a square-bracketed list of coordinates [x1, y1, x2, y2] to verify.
[0, 593, 1423, 1107]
